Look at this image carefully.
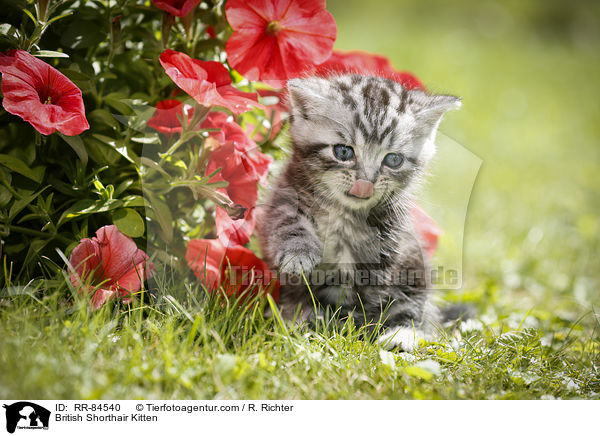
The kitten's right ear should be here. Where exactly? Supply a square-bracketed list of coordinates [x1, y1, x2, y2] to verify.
[287, 78, 327, 121]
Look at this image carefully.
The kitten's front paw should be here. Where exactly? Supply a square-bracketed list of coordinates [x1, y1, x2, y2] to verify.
[277, 251, 321, 276]
[377, 326, 428, 352]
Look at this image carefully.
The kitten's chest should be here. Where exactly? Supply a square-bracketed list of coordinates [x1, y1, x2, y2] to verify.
[314, 209, 381, 266]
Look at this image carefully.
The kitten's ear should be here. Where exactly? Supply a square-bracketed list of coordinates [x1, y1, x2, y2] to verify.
[414, 93, 462, 127]
[409, 92, 461, 164]
[287, 78, 328, 120]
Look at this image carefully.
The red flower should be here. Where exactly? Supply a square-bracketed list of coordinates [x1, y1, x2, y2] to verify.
[225, 0, 337, 86]
[186, 239, 279, 302]
[151, 0, 201, 17]
[0, 49, 89, 136]
[411, 205, 443, 259]
[206, 25, 216, 39]
[159, 49, 260, 115]
[215, 207, 257, 249]
[316, 50, 425, 90]
[69, 225, 155, 309]
[147, 99, 194, 136]
[203, 112, 272, 187]
[202, 112, 272, 246]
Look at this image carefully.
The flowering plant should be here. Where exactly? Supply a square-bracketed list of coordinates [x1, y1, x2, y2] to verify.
[0, 0, 436, 309]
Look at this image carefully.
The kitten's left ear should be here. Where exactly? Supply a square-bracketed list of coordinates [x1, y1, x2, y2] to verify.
[415, 94, 462, 127]
[409, 92, 461, 164]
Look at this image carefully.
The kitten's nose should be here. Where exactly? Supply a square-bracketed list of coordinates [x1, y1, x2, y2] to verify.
[348, 179, 374, 199]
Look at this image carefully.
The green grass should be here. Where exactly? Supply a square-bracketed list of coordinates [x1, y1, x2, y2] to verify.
[0, 278, 598, 399]
[1, 0, 599, 399]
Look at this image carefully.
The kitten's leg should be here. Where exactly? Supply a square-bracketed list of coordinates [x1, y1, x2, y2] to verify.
[267, 189, 322, 276]
[377, 326, 428, 352]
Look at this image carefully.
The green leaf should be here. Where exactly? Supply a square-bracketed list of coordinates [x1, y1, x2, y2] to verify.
[146, 193, 173, 243]
[131, 136, 160, 144]
[57, 198, 123, 227]
[46, 11, 73, 26]
[112, 208, 145, 238]
[104, 93, 133, 115]
[122, 195, 146, 208]
[0, 24, 20, 47]
[8, 188, 47, 220]
[59, 134, 88, 166]
[88, 109, 119, 130]
[32, 50, 69, 58]
[114, 180, 134, 196]
[0, 154, 44, 183]
[85, 137, 121, 165]
[92, 134, 135, 163]
[22, 8, 37, 25]
[0, 185, 12, 208]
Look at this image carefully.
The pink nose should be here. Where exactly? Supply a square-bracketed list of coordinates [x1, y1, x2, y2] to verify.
[348, 179, 374, 199]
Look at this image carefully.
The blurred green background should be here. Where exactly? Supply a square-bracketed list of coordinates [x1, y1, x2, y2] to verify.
[329, 0, 600, 317]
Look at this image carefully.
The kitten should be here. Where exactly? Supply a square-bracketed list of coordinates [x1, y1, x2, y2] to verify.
[256, 74, 461, 350]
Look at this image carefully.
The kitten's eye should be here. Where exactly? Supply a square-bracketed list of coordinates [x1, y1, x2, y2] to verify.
[383, 153, 404, 168]
[333, 144, 355, 161]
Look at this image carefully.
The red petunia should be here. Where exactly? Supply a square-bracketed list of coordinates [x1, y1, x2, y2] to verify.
[0, 49, 89, 136]
[202, 112, 272, 246]
[315, 50, 425, 90]
[147, 99, 194, 136]
[69, 225, 155, 309]
[186, 238, 279, 302]
[151, 0, 201, 17]
[203, 112, 272, 187]
[411, 205, 443, 259]
[225, 0, 337, 86]
[159, 49, 260, 115]
[214, 207, 258, 249]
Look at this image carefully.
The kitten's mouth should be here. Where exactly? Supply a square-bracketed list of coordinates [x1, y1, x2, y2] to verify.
[345, 192, 371, 200]
[347, 179, 374, 200]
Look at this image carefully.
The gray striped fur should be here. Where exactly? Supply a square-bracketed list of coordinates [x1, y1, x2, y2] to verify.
[256, 74, 460, 350]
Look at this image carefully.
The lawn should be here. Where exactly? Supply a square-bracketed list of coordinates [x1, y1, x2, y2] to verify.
[0, 0, 598, 399]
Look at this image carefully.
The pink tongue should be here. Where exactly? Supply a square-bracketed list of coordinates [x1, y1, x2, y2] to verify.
[348, 179, 374, 199]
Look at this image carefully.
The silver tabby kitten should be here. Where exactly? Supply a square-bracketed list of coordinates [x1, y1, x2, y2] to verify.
[257, 74, 461, 350]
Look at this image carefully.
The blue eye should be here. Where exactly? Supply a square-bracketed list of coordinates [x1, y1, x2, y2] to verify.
[383, 153, 404, 168]
[333, 144, 355, 161]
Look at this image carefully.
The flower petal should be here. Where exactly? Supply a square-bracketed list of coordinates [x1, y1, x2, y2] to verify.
[0, 50, 89, 136]
[411, 205, 443, 259]
[159, 50, 259, 114]
[90, 288, 117, 310]
[316, 50, 425, 90]
[225, 0, 337, 84]
[151, 0, 201, 17]
[69, 238, 102, 288]
[92, 225, 153, 288]
[147, 99, 194, 135]
[215, 206, 256, 247]
[186, 239, 227, 288]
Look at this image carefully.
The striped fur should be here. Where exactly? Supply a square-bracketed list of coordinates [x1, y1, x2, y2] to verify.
[256, 74, 460, 350]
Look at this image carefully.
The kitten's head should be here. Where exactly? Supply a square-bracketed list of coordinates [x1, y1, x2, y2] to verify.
[287, 74, 460, 210]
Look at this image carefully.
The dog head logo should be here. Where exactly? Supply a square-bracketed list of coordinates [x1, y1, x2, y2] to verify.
[3, 402, 50, 433]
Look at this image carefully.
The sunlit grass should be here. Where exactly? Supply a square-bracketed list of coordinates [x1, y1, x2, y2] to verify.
[0, 275, 598, 399]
